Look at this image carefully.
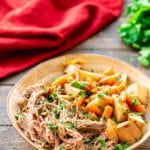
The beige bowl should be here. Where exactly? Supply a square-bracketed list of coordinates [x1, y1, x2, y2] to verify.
[7, 54, 150, 149]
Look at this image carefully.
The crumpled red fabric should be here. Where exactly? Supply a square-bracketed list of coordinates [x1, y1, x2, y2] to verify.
[0, 0, 123, 79]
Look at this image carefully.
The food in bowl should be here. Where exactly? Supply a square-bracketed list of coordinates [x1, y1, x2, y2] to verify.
[15, 58, 149, 150]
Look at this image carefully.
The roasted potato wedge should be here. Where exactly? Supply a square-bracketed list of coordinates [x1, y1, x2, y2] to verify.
[128, 113, 146, 131]
[113, 95, 130, 123]
[64, 84, 80, 97]
[117, 121, 142, 144]
[106, 119, 119, 142]
[126, 83, 149, 105]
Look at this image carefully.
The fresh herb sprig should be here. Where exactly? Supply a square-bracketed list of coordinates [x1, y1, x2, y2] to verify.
[119, 0, 150, 66]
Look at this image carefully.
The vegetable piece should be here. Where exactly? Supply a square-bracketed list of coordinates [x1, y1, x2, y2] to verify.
[64, 64, 80, 74]
[99, 74, 120, 85]
[78, 70, 102, 81]
[57, 95, 73, 101]
[117, 121, 142, 144]
[51, 72, 75, 90]
[48, 92, 57, 103]
[102, 106, 113, 120]
[126, 83, 149, 105]
[62, 58, 85, 67]
[70, 80, 87, 89]
[113, 95, 130, 123]
[103, 67, 115, 75]
[120, 91, 126, 102]
[126, 96, 146, 115]
[128, 113, 146, 131]
[74, 97, 84, 108]
[102, 94, 114, 105]
[106, 119, 119, 143]
[86, 98, 107, 116]
[97, 137, 106, 149]
[64, 84, 80, 97]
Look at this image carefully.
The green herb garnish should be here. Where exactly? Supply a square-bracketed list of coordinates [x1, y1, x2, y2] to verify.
[65, 123, 74, 129]
[82, 138, 90, 143]
[82, 112, 90, 119]
[59, 144, 65, 150]
[116, 76, 121, 82]
[105, 91, 110, 96]
[15, 115, 19, 120]
[101, 115, 106, 120]
[119, 0, 150, 66]
[48, 123, 55, 131]
[97, 137, 106, 150]
[115, 142, 130, 150]
[48, 92, 57, 103]
[97, 93, 103, 99]
[132, 97, 139, 106]
[79, 91, 87, 98]
[71, 80, 87, 89]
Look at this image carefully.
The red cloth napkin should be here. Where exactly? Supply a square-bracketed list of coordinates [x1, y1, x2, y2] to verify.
[0, 0, 123, 79]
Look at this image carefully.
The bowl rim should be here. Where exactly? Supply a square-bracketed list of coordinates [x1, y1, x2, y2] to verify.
[6, 53, 150, 150]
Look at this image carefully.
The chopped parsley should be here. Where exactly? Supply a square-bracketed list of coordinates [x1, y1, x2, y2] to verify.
[52, 77, 57, 81]
[82, 112, 90, 119]
[48, 92, 57, 103]
[105, 91, 110, 96]
[101, 115, 106, 120]
[82, 137, 90, 143]
[59, 144, 65, 150]
[116, 76, 121, 82]
[48, 123, 55, 131]
[65, 123, 74, 129]
[72, 106, 77, 112]
[97, 93, 103, 99]
[79, 91, 87, 98]
[54, 101, 66, 119]
[41, 140, 46, 148]
[86, 148, 91, 150]
[15, 115, 19, 120]
[97, 137, 106, 150]
[115, 142, 130, 150]
[71, 80, 87, 89]
[131, 97, 139, 106]
[20, 104, 26, 110]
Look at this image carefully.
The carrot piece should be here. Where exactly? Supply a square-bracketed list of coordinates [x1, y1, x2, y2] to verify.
[102, 95, 114, 105]
[99, 74, 120, 85]
[75, 97, 84, 108]
[103, 67, 115, 75]
[78, 70, 102, 81]
[51, 72, 75, 89]
[86, 98, 103, 116]
[134, 105, 146, 115]
[126, 96, 146, 115]
[118, 80, 127, 92]
[102, 106, 113, 120]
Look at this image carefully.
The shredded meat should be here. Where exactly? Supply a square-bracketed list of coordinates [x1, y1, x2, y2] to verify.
[17, 84, 116, 150]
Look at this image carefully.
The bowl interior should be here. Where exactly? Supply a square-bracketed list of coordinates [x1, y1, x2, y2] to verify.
[7, 54, 150, 149]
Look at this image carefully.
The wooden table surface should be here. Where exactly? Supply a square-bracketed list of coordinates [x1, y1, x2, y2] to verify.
[0, 1, 150, 150]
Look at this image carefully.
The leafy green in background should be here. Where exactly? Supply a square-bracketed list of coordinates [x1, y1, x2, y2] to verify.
[119, 0, 150, 66]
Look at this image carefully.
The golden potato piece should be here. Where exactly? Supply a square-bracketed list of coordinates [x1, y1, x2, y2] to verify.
[113, 95, 130, 123]
[106, 119, 119, 142]
[117, 121, 142, 144]
[78, 70, 102, 81]
[64, 84, 80, 97]
[126, 83, 149, 105]
[128, 113, 146, 131]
